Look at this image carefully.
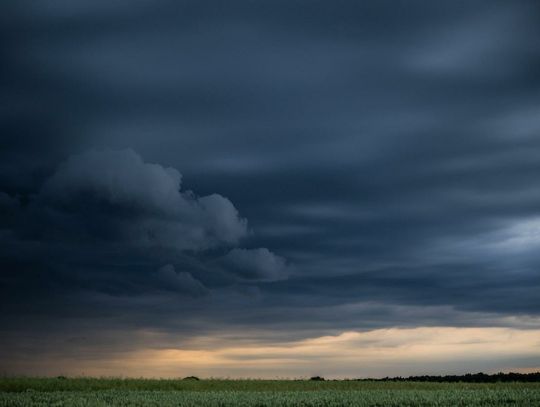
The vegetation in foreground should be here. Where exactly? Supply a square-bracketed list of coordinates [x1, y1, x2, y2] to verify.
[1, 377, 539, 406]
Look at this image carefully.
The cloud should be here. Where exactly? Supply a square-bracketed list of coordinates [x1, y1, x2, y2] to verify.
[406, 4, 536, 77]
[155, 264, 207, 296]
[0, 192, 20, 224]
[2, 0, 540, 377]
[36, 148, 247, 250]
[219, 248, 289, 281]
[0, 192, 19, 208]
[0, 148, 291, 316]
[4, 327, 540, 378]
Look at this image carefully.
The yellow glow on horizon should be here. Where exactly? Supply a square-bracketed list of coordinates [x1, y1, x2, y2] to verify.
[6, 327, 540, 378]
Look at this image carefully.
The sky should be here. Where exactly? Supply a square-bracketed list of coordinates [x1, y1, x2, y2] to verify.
[1, 0, 540, 378]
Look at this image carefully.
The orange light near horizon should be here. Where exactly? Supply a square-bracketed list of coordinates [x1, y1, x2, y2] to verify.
[4, 327, 540, 378]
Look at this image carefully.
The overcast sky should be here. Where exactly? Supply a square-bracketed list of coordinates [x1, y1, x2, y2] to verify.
[1, 0, 540, 377]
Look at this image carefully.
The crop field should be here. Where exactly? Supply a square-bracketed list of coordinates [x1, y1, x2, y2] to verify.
[1, 378, 540, 406]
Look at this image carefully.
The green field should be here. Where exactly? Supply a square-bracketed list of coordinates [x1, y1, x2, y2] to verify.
[1, 378, 540, 406]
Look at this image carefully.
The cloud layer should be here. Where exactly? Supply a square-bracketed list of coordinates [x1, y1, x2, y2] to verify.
[3, 327, 540, 378]
[1, 0, 540, 377]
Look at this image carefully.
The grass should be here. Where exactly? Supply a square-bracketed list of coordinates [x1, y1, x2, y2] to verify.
[1, 378, 540, 406]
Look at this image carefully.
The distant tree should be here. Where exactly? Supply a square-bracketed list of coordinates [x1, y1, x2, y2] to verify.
[309, 376, 325, 381]
[360, 372, 540, 383]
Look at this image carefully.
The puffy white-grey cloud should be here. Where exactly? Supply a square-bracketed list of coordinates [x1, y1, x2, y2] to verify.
[219, 248, 289, 281]
[37, 149, 247, 250]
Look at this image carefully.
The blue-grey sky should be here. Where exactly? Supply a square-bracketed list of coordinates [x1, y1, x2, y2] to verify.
[1, 0, 540, 377]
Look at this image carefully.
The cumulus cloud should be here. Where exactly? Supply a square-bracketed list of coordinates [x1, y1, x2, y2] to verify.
[40, 148, 184, 213]
[37, 149, 247, 250]
[0, 149, 293, 298]
[156, 264, 207, 296]
[0, 148, 291, 305]
[219, 248, 289, 281]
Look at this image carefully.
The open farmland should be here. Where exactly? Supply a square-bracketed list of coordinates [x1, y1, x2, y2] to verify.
[1, 378, 539, 406]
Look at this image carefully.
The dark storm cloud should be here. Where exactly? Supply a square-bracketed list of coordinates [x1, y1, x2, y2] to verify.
[1, 0, 540, 366]
[218, 248, 289, 282]
[1, 148, 286, 291]
[155, 264, 207, 297]
[37, 148, 247, 250]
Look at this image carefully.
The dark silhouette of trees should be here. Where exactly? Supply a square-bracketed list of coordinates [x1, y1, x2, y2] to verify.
[360, 372, 540, 383]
